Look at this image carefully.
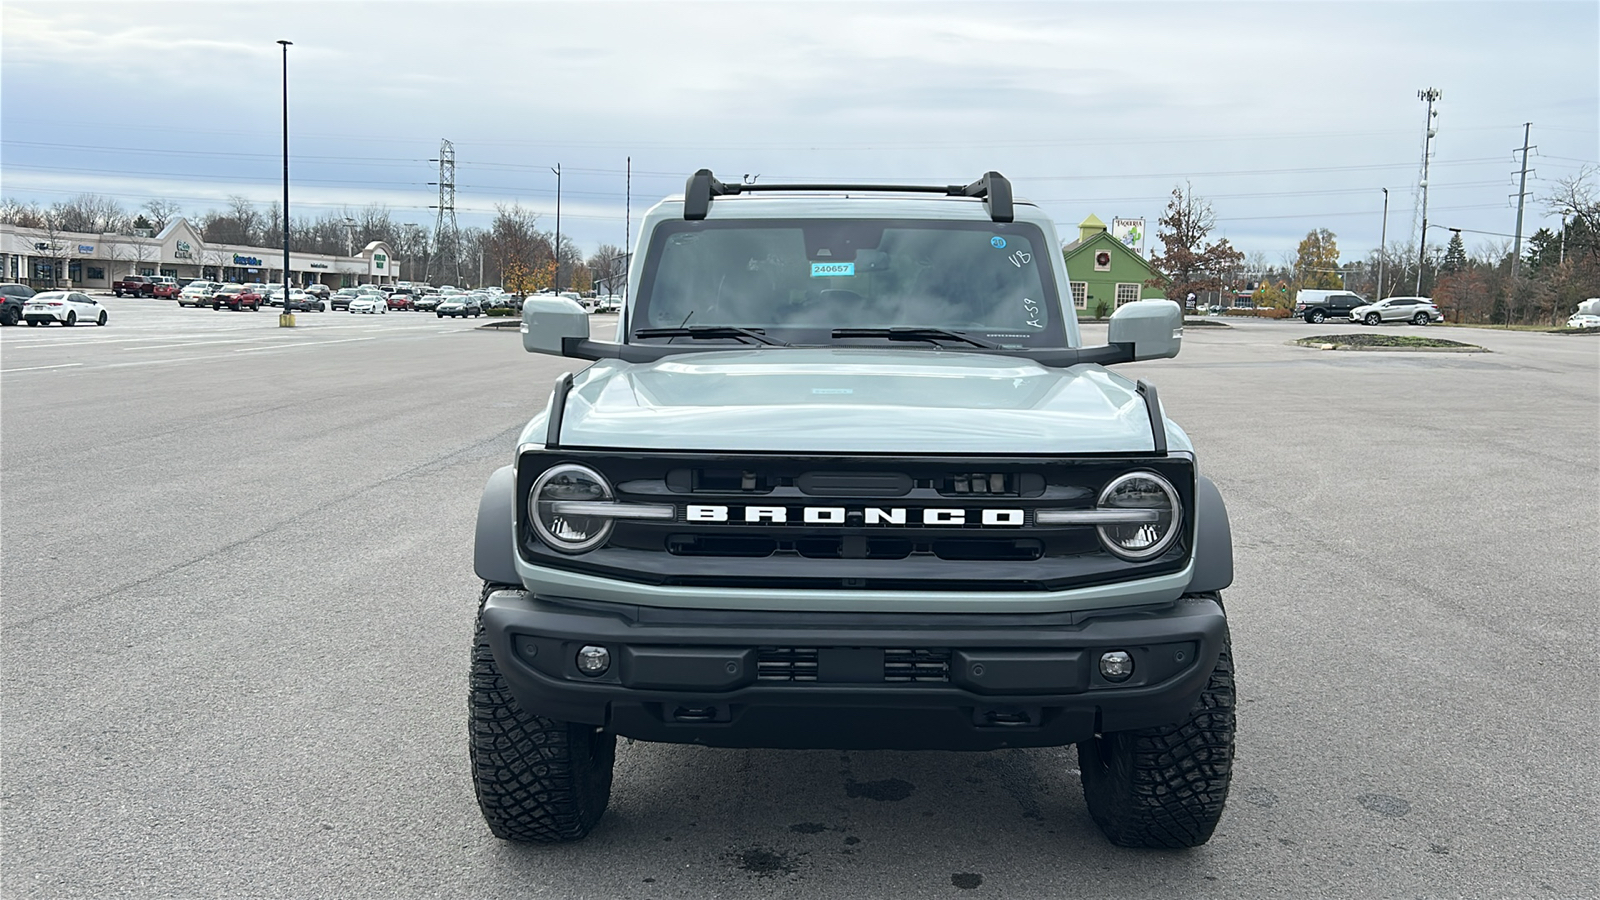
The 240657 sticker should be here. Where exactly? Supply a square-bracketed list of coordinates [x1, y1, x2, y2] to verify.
[811, 262, 855, 277]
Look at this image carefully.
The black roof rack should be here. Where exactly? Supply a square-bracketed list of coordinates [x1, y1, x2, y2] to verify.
[682, 169, 1014, 223]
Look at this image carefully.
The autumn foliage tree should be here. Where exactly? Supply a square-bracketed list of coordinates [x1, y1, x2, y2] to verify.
[1147, 183, 1243, 301]
[1294, 228, 1342, 289]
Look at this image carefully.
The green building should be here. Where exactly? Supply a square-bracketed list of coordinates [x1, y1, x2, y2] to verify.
[1061, 214, 1167, 317]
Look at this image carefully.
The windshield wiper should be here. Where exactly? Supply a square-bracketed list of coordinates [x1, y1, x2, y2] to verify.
[633, 325, 788, 346]
[830, 327, 1003, 349]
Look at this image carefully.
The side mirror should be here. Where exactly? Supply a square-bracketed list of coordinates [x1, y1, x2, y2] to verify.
[1107, 300, 1183, 360]
[521, 295, 590, 356]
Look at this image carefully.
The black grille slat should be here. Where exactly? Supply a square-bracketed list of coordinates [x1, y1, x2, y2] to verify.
[759, 647, 950, 684]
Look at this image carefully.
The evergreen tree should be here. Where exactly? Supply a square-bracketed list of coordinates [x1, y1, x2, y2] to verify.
[1441, 231, 1467, 274]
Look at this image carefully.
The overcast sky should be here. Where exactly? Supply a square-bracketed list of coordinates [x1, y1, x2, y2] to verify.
[3, 1, 1596, 264]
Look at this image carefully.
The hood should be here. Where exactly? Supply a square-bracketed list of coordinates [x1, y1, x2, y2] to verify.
[546, 348, 1184, 455]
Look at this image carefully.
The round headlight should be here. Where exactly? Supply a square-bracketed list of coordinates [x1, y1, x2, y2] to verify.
[529, 463, 614, 553]
[1095, 471, 1181, 561]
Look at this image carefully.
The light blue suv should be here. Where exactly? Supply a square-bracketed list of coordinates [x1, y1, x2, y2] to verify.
[470, 170, 1237, 849]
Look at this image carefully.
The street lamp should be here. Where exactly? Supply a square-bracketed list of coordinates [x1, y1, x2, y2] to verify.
[551, 164, 562, 293]
[277, 39, 294, 327]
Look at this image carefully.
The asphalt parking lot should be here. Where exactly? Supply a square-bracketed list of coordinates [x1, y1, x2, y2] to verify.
[2, 299, 1596, 898]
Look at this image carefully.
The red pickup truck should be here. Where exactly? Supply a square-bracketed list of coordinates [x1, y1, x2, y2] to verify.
[113, 275, 179, 298]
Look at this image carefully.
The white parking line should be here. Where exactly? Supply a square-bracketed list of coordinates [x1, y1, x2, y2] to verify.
[232, 337, 377, 353]
[0, 362, 85, 374]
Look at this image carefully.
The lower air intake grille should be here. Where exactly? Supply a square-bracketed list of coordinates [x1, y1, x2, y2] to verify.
[757, 647, 818, 681]
[884, 648, 952, 683]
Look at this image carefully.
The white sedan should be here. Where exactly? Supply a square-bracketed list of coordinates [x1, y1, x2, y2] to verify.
[23, 291, 107, 326]
[1567, 313, 1600, 329]
[349, 296, 388, 314]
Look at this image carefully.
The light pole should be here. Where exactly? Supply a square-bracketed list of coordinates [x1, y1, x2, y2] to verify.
[551, 164, 562, 293]
[277, 39, 294, 327]
[1378, 187, 1389, 299]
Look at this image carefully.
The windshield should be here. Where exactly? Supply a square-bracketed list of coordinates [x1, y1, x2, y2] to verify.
[632, 218, 1065, 347]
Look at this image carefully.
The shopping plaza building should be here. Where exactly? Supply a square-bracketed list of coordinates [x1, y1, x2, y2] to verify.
[0, 217, 401, 290]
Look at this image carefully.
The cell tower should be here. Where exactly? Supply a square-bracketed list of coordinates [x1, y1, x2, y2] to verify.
[1413, 88, 1441, 295]
[428, 139, 462, 284]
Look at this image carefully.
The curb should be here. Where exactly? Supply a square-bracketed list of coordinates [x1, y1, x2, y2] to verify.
[477, 320, 520, 330]
[1290, 341, 1489, 353]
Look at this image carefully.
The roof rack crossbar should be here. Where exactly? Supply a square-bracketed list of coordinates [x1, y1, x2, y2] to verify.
[682, 169, 1014, 222]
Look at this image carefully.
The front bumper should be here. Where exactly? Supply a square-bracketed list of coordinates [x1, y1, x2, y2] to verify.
[481, 589, 1227, 751]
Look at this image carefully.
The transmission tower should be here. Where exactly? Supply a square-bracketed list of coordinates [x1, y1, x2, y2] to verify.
[1510, 123, 1535, 278]
[428, 139, 461, 285]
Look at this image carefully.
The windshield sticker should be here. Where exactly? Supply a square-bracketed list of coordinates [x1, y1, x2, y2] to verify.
[990, 236, 1007, 249]
[1008, 250, 1032, 268]
[1022, 296, 1044, 328]
[810, 262, 855, 277]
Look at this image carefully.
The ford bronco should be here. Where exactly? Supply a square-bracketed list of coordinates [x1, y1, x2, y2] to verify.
[470, 170, 1236, 849]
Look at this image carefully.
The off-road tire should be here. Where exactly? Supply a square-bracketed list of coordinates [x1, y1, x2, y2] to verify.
[1078, 611, 1234, 849]
[470, 583, 615, 843]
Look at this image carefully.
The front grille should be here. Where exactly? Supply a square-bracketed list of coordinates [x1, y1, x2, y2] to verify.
[757, 647, 818, 681]
[518, 452, 1195, 592]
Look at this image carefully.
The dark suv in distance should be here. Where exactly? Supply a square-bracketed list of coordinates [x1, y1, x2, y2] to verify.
[1293, 291, 1367, 324]
[1, 283, 37, 326]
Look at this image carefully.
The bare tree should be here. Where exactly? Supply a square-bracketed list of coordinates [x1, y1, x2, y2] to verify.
[142, 199, 182, 233]
[49, 193, 126, 234]
[1147, 183, 1244, 302]
[0, 197, 48, 228]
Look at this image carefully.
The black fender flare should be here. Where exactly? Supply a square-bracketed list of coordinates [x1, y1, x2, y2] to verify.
[474, 465, 521, 586]
[1188, 475, 1234, 594]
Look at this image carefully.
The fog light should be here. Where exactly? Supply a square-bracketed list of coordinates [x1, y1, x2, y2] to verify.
[1099, 651, 1134, 682]
[576, 645, 610, 677]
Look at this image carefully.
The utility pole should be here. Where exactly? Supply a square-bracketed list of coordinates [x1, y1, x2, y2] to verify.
[551, 164, 562, 293]
[277, 39, 294, 328]
[1511, 122, 1535, 278]
[1379, 187, 1389, 299]
[428, 139, 460, 285]
[1415, 87, 1441, 297]
[624, 156, 631, 307]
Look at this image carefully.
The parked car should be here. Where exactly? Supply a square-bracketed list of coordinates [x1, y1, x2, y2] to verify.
[386, 292, 415, 310]
[593, 294, 622, 314]
[349, 296, 388, 314]
[1293, 290, 1368, 324]
[1, 282, 36, 326]
[23, 290, 107, 326]
[212, 284, 262, 311]
[1565, 313, 1600, 329]
[436, 295, 482, 318]
[413, 294, 441, 312]
[331, 289, 360, 311]
[285, 290, 325, 312]
[1349, 296, 1443, 326]
[177, 281, 220, 307]
[305, 284, 331, 300]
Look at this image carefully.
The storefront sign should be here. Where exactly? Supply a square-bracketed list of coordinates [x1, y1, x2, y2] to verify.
[1112, 218, 1146, 255]
[233, 254, 263, 266]
[78, 244, 95, 254]
[374, 252, 386, 270]
[309, 262, 328, 269]
[175, 240, 192, 259]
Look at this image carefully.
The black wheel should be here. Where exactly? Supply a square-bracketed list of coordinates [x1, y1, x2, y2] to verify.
[1412, 312, 1429, 326]
[1, 307, 18, 326]
[213, 303, 221, 311]
[470, 584, 614, 843]
[1079, 613, 1234, 849]
[64, 311, 76, 327]
[437, 312, 444, 318]
[1308, 310, 1325, 324]
[97, 311, 107, 326]
[1364, 312, 1381, 326]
